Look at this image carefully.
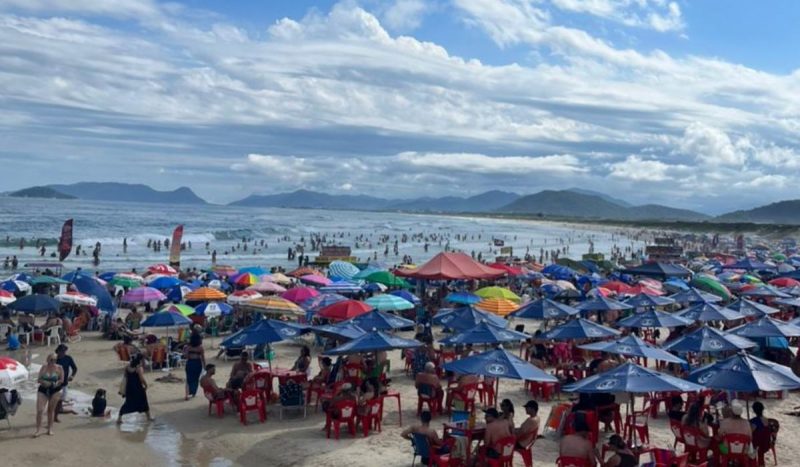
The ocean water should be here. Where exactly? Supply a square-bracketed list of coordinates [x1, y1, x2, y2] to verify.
[0, 197, 644, 272]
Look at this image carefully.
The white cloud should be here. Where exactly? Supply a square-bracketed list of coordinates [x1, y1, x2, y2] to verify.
[382, 0, 429, 31]
[396, 151, 585, 174]
[678, 122, 746, 166]
[231, 154, 319, 182]
[608, 155, 672, 181]
[549, 0, 684, 33]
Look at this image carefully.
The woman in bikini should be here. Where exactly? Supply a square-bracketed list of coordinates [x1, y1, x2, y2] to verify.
[34, 353, 64, 437]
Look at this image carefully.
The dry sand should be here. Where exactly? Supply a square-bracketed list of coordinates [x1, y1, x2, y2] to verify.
[3, 325, 800, 466]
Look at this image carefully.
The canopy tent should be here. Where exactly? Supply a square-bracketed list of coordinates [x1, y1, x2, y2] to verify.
[621, 262, 692, 279]
[394, 252, 505, 280]
[662, 325, 756, 353]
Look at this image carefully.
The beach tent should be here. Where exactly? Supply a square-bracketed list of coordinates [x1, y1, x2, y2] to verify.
[394, 252, 505, 281]
[621, 262, 692, 279]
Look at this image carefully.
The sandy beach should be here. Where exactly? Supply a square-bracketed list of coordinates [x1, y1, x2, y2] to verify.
[3, 323, 799, 467]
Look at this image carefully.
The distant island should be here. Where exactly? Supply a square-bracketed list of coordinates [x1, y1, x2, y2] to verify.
[8, 181, 800, 225]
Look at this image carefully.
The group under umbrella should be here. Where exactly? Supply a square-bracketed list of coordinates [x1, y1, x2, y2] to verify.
[443, 348, 557, 383]
[222, 319, 310, 348]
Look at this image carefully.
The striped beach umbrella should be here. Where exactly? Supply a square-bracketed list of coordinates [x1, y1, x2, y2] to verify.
[475, 298, 520, 317]
[0, 280, 31, 294]
[243, 296, 304, 316]
[148, 264, 178, 275]
[328, 261, 360, 280]
[55, 291, 97, 307]
[227, 290, 262, 304]
[365, 294, 415, 311]
[184, 287, 227, 301]
[319, 281, 363, 295]
[194, 301, 233, 317]
[0, 290, 15, 306]
[232, 273, 259, 287]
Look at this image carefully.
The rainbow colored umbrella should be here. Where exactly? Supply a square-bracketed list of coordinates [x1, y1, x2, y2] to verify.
[232, 273, 259, 287]
[475, 286, 521, 303]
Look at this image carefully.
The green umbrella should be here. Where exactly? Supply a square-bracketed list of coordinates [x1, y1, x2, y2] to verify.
[475, 286, 521, 303]
[159, 304, 196, 317]
[365, 294, 415, 311]
[773, 253, 787, 262]
[30, 276, 70, 286]
[690, 276, 732, 301]
[110, 276, 143, 288]
[364, 271, 411, 288]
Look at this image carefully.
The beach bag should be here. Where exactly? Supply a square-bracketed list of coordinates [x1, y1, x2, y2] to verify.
[118, 372, 127, 397]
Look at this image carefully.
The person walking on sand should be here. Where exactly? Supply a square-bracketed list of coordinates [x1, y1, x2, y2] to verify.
[183, 329, 205, 400]
[34, 353, 64, 437]
[117, 354, 153, 425]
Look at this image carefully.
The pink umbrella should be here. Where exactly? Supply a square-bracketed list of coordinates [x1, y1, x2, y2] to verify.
[247, 282, 287, 294]
[281, 286, 320, 304]
[299, 274, 332, 287]
[148, 264, 178, 275]
[122, 287, 167, 304]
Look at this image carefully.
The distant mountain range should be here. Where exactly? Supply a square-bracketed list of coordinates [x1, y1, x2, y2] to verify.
[7, 182, 800, 224]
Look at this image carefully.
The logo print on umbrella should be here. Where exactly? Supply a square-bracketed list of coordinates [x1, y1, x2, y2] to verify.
[486, 363, 507, 376]
[595, 379, 618, 390]
[697, 371, 716, 384]
[617, 345, 634, 354]
[587, 329, 602, 337]
[640, 319, 655, 327]
[280, 328, 298, 337]
[499, 332, 515, 340]
[707, 339, 723, 350]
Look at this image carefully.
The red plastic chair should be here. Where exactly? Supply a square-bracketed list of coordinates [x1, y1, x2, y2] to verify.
[238, 389, 266, 425]
[446, 383, 478, 415]
[316, 381, 347, 412]
[720, 433, 753, 467]
[514, 431, 537, 467]
[564, 411, 599, 446]
[623, 406, 650, 445]
[556, 456, 589, 467]
[245, 371, 272, 402]
[344, 362, 363, 386]
[326, 399, 358, 439]
[669, 418, 686, 450]
[681, 425, 709, 464]
[357, 398, 383, 437]
[486, 436, 516, 467]
[382, 390, 402, 426]
[595, 403, 622, 433]
[416, 385, 441, 417]
[479, 377, 497, 406]
[203, 387, 230, 418]
[403, 349, 415, 375]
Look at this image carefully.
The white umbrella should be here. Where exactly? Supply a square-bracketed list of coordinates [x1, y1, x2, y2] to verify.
[0, 357, 28, 388]
[55, 291, 98, 307]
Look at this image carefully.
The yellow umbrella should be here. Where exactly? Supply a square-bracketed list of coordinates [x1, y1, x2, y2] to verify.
[184, 287, 227, 301]
[475, 286, 521, 303]
[475, 298, 519, 317]
[243, 297, 304, 316]
[262, 273, 292, 285]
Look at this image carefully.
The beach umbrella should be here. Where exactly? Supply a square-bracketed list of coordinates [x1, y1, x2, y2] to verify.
[723, 258, 772, 271]
[769, 277, 800, 288]
[726, 298, 779, 318]
[740, 285, 791, 299]
[205, 279, 231, 291]
[243, 297, 304, 316]
[141, 310, 193, 328]
[365, 271, 410, 288]
[578, 335, 685, 364]
[688, 352, 800, 392]
[221, 319, 309, 348]
[616, 309, 692, 329]
[444, 348, 557, 382]
[317, 299, 373, 320]
[238, 266, 268, 276]
[166, 285, 192, 303]
[624, 293, 676, 308]
[600, 281, 635, 295]
[184, 287, 227, 302]
[439, 321, 529, 346]
[577, 296, 634, 314]
[474, 298, 519, 317]
[365, 294, 415, 312]
[362, 282, 387, 293]
[287, 266, 320, 278]
[281, 286, 320, 304]
[670, 287, 722, 304]
[0, 357, 28, 388]
[691, 276, 732, 300]
[662, 325, 756, 353]
[319, 281, 363, 295]
[148, 264, 178, 275]
[55, 291, 97, 307]
[675, 302, 743, 322]
[445, 292, 482, 305]
[564, 362, 703, 394]
[0, 290, 16, 306]
[232, 273, 259, 287]
[122, 287, 167, 304]
[4, 273, 32, 283]
[227, 290, 263, 305]
[328, 261, 360, 280]
[432, 306, 507, 331]
[353, 266, 384, 280]
[325, 330, 422, 356]
[110, 275, 143, 288]
[148, 276, 182, 289]
[475, 286, 521, 303]
[69, 275, 116, 313]
[8, 294, 60, 314]
[350, 309, 415, 331]
[262, 273, 292, 285]
[247, 281, 287, 294]
[30, 276, 69, 286]
[663, 278, 691, 293]
[159, 304, 195, 317]
[311, 322, 367, 340]
[193, 302, 233, 317]
[299, 273, 332, 287]
[0, 280, 31, 294]
[510, 298, 579, 320]
[541, 318, 621, 341]
[97, 271, 117, 282]
[212, 265, 238, 276]
[780, 286, 800, 297]
[300, 293, 348, 312]
[390, 289, 420, 305]
[727, 316, 800, 339]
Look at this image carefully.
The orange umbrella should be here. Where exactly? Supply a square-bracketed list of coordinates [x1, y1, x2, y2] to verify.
[475, 298, 519, 317]
[184, 287, 227, 301]
[286, 266, 320, 278]
[243, 297, 304, 316]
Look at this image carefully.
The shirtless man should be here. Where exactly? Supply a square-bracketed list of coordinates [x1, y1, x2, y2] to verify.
[200, 364, 232, 400]
[227, 352, 255, 390]
[415, 362, 443, 409]
[480, 408, 512, 464]
[401, 411, 449, 463]
[718, 399, 752, 438]
[559, 417, 598, 466]
[515, 400, 540, 450]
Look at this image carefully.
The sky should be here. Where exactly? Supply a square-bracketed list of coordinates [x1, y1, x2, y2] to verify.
[2, 1, 800, 214]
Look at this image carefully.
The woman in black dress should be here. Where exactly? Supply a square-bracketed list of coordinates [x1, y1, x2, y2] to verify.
[117, 353, 153, 424]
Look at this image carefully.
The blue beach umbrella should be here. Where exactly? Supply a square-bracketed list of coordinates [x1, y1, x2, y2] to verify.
[564, 362, 704, 394]
[319, 281, 363, 295]
[624, 293, 676, 308]
[688, 352, 800, 392]
[662, 325, 756, 353]
[0, 280, 31, 294]
[663, 278, 691, 293]
[541, 318, 621, 341]
[5, 272, 33, 283]
[390, 289, 420, 305]
[511, 298, 579, 320]
[443, 348, 557, 382]
[324, 331, 422, 355]
[578, 335, 685, 364]
[670, 287, 722, 304]
[312, 322, 367, 340]
[328, 261, 360, 280]
[741, 285, 791, 299]
[616, 309, 692, 329]
[140, 311, 193, 328]
[238, 267, 268, 276]
[726, 298, 779, 318]
[350, 309, 415, 331]
[726, 316, 800, 339]
[98, 271, 117, 282]
[222, 319, 309, 348]
[149, 276, 182, 289]
[432, 306, 507, 331]
[445, 292, 482, 305]
[70, 275, 116, 313]
[675, 302, 743, 322]
[722, 258, 772, 271]
[439, 321, 529, 346]
[194, 301, 234, 317]
[8, 294, 60, 315]
[577, 296, 634, 313]
[365, 294, 414, 312]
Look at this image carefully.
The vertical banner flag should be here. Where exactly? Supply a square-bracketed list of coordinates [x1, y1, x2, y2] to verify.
[58, 219, 73, 261]
[169, 225, 183, 269]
